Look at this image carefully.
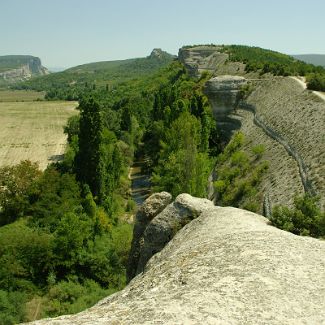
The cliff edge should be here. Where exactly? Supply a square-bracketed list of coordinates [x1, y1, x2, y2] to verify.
[28, 193, 325, 324]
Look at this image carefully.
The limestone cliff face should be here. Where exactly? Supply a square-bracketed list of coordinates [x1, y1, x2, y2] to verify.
[0, 55, 49, 83]
[204, 75, 247, 143]
[29, 193, 325, 324]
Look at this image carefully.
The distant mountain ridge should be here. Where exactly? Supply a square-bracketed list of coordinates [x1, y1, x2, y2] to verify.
[292, 54, 325, 67]
[0, 55, 49, 85]
[65, 48, 175, 73]
[15, 49, 175, 100]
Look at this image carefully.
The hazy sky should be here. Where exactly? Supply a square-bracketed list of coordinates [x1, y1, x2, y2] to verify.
[1, 0, 324, 68]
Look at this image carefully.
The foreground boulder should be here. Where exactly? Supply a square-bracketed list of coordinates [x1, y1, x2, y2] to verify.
[127, 191, 172, 281]
[29, 194, 325, 324]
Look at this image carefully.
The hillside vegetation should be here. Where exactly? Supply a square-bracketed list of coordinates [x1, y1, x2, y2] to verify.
[13, 49, 175, 100]
[222, 45, 325, 91]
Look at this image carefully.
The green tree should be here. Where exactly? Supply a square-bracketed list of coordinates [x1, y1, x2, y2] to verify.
[64, 115, 80, 143]
[0, 161, 41, 225]
[153, 111, 211, 197]
[75, 96, 103, 199]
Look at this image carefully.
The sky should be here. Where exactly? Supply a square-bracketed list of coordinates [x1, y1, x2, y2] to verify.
[1, 0, 324, 69]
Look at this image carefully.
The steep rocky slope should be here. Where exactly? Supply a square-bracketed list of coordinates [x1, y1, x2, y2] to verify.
[0, 55, 49, 84]
[27, 193, 325, 324]
[246, 77, 325, 205]
[180, 46, 325, 210]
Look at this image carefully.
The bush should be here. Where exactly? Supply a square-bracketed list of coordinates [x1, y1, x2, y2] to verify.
[126, 198, 136, 212]
[252, 144, 265, 159]
[306, 73, 325, 91]
[270, 195, 325, 238]
[214, 133, 268, 210]
[43, 280, 112, 317]
[0, 161, 41, 225]
[0, 290, 27, 324]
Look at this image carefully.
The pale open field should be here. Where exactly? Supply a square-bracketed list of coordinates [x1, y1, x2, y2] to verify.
[0, 101, 78, 170]
[0, 89, 45, 102]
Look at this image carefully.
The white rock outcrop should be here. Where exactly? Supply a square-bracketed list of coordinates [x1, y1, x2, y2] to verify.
[28, 193, 325, 324]
[0, 56, 49, 83]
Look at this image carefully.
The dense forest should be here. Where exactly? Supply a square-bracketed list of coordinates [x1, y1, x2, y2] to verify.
[1, 45, 325, 323]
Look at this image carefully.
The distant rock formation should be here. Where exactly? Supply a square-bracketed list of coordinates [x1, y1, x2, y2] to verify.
[0, 55, 49, 84]
[148, 48, 176, 61]
[178, 45, 246, 78]
[178, 45, 226, 77]
[29, 193, 325, 324]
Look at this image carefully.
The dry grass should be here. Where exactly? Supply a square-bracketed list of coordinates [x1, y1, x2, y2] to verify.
[0, 89, 45, 102]
[0, 101, 78, 170]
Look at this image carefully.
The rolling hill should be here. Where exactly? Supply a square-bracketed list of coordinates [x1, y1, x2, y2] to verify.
[15, 49, 175, 100]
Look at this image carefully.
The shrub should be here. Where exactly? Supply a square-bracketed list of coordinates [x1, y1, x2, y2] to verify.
[0, 290, 27, 324]
[252, 144, 265, 159]
[43, 280, 111, 317]
[270, 195, 325, 238]
[214, 133, 268, 211]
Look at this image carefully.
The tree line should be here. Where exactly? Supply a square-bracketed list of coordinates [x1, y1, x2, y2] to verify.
[222, 45, 325, 91]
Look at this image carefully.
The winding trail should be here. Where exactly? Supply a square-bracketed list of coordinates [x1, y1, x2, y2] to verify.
[290, 76, 325, 101]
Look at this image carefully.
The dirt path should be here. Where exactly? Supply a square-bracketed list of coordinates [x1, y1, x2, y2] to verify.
[290, 76, 325, 101]
[129, 159, 151, 206]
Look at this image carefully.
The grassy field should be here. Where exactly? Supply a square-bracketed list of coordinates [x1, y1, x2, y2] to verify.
[0, 100, 78, 170]
[0, 89, 45, 102]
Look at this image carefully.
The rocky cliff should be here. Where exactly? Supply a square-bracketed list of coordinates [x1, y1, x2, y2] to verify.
[27, 193, 325, 324]
[179, 46, 325, 210]
[0, 55, 49, 84]
[178, 45, 245, 77]
[204, 75, 247, 143]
